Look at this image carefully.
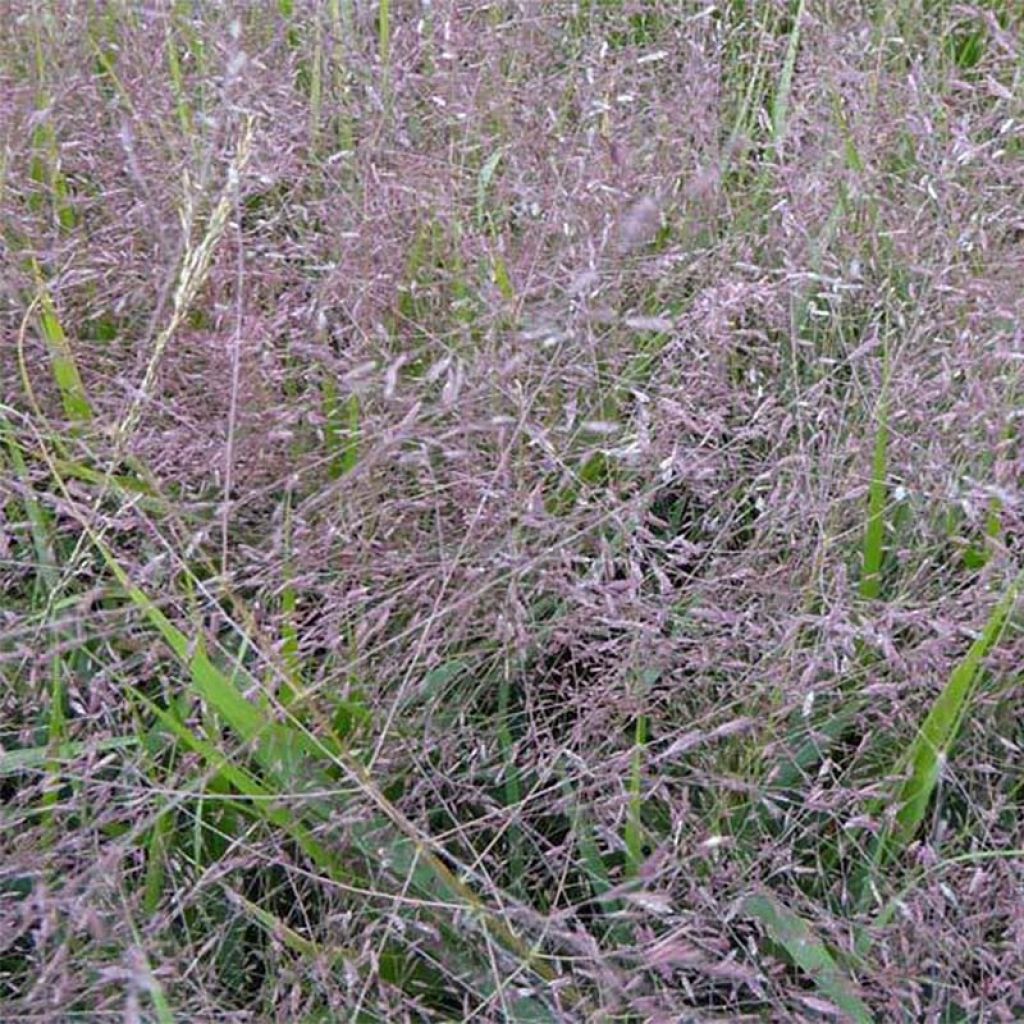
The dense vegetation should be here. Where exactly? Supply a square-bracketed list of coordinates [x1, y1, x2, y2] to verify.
[2, 2, 1022, 1020]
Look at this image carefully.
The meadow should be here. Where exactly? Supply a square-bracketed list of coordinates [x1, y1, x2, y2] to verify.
[1, 2, 1022, 1020]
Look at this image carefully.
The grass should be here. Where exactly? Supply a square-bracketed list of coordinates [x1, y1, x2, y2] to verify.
[2, 1, 1023, 1021]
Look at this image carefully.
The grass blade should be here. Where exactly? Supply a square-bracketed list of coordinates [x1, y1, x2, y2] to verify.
[742, 891, 872, 1023]
[133, 689, 343, 875]
[624, 713, 648, 878]
[0, 735, 138, 775]
[859, 388, 889, 600]
[771, 0, 807, 149]
[29, 261, 93, 424]
[860, 574, 1020, 899]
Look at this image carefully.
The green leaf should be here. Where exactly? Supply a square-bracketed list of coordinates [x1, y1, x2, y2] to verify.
[865, 576, 1019, 884]
[476, 148, 504, 228]
[133, 690, 343, 876]
[30, 259, 93, 424]
[0, 735, 138, 775]
[859, 399, 888, 600]
[742, 891, 872, 1023]
[771, 0, 807, 148]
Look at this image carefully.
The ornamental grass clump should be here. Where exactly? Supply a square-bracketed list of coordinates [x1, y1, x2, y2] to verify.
[2, 3, 1022, 1021]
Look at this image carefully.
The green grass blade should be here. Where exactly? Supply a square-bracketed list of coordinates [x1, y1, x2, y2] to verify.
[379, 0, 390, 92]
[164, 25, 191, 136]
[859, 393, 888, 600]
[30, 260, 93, 424]
[92, 532, 332, 792]
[142, 807, 174, 916]
[742, 891, 872, 1023]
[27, 19, 77, 233]
[133, 689, 343, 876]
[862, 575, 1020, 892]
[48, 456, 154, 496]
[771, 0, 807, 148]
[323, 384, 360, 479]
[0, 410, 58, 590]
[476, 148, 503, 229]
[0, 735, 138, 775]
[280, 580, 301, 689]
[491, 252, 515, 300]
[624, 713, 648, 877]
[497, 673, 525, 892]
[41, 655, 67, 829]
